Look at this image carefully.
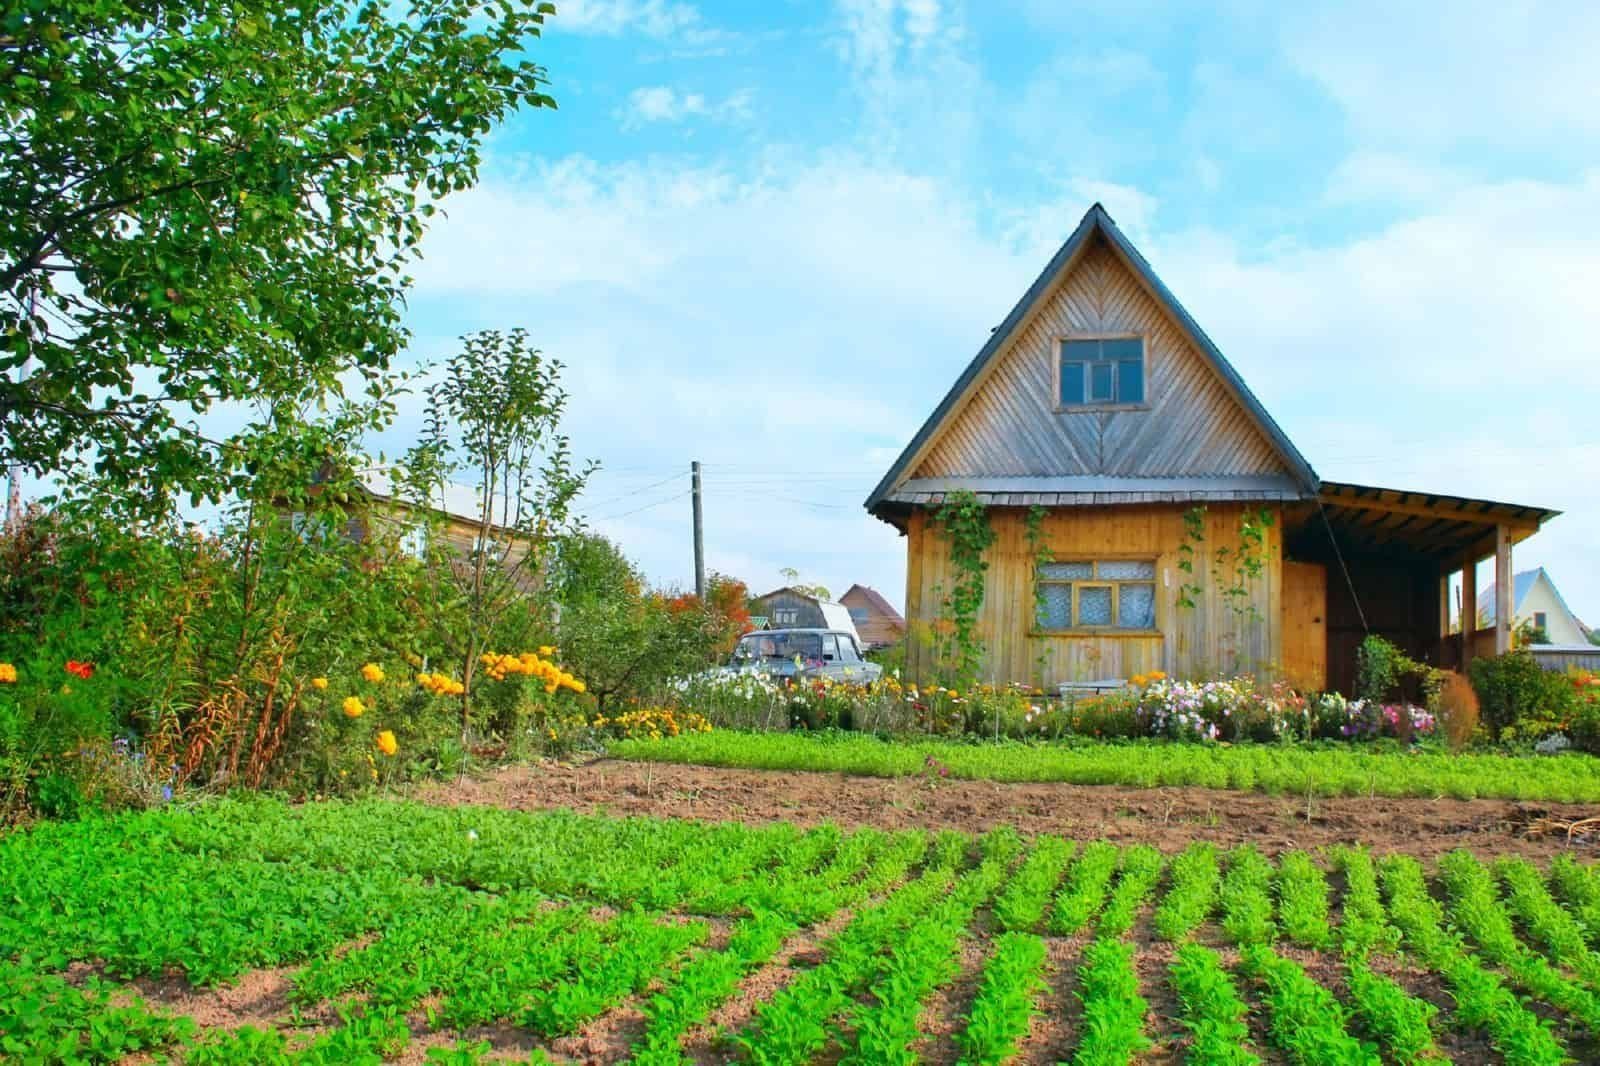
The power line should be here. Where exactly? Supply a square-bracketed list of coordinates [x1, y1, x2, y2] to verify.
[576, 471, 685, 508]
[589, 489, 691, 522]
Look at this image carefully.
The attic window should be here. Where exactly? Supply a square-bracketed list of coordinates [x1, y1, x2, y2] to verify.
[1059, 337, 1145, 408]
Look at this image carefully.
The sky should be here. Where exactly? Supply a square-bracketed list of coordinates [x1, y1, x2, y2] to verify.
[372, 0, 1600, 621]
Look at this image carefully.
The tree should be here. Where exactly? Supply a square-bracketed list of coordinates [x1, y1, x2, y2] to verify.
[777, 566, 830, 602]
[1, 0, 556, 506]
[402, 328, 593, 740]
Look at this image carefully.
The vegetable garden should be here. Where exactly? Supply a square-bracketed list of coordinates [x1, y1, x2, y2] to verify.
[5, 796, 1600, 1064]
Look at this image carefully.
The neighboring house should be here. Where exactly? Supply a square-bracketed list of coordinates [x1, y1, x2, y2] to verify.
[751, 587, 862, 641]
[866, 204, 1559, 694]
[1477, 568, 1590, 646]
[839, 584, 907, 650]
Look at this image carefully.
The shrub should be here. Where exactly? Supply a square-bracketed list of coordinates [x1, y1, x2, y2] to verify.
[1434, 671, 1480, 751]
[1469, 651, 1575, 742]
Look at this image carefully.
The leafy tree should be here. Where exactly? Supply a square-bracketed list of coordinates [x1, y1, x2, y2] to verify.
[777, 566, 830, 601]
[402, 328, 593, 739]
[1, 0, 556, 505]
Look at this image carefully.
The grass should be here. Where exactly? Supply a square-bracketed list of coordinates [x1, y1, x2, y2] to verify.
[609, 729, 1600, 802]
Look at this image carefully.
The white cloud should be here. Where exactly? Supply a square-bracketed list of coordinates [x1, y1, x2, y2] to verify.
[616, 85, 753, 129]
[1283, 2, 1600, 152]
[552, 0, 704, 38]
[402, 147, 1600, 620]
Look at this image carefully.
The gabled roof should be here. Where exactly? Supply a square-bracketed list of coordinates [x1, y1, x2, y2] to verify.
[1478, 567, 1583, 629]
[840, 583, 907, 627]
[866, 203, 1319, 515]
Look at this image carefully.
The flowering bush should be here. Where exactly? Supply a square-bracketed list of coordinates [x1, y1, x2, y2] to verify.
[592, 707, 712, 741]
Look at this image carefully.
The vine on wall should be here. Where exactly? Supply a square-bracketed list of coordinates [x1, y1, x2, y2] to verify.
[1174, 505, 1275, 624]
[931, 491, 996, 683]
[1023, 504, 1051, 688]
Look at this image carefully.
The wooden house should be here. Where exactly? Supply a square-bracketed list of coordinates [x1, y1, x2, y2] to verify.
[839, 584, 908, 650]
[751, 587, 862, 640]
[866, 204, 1560, 693]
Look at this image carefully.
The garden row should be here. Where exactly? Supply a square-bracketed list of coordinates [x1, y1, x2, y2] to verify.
[611, 728, 1600, 803]
[6, 799, 1600, 1063]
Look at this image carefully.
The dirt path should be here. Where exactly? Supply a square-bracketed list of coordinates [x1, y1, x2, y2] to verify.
[418, 758, 1599, 861]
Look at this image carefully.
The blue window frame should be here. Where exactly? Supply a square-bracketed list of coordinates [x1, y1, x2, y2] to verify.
[1059, 337, 1146, 408]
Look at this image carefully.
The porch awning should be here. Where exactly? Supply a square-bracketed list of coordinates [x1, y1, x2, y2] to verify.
[1285, 480, 1560, 564]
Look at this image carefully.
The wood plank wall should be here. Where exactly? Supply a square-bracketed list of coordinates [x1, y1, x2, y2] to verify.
[903, 503, 1284, 689]
[911, 236, 1289, 482]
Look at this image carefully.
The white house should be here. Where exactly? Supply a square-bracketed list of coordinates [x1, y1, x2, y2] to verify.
[1478, 568, 1589, 646]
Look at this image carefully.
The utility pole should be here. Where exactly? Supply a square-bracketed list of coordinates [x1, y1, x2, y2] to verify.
[691, 460, 705, 599]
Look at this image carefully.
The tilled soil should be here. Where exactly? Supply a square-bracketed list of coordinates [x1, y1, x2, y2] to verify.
[419, 758, 1600, 861]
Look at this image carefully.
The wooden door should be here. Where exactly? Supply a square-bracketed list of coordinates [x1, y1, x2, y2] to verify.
[1282, 561, 1327, 691]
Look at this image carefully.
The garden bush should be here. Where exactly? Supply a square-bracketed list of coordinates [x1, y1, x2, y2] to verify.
[1469, 650, 1575, 742]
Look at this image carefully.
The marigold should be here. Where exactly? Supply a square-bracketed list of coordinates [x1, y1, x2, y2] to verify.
[311, 677, 329, 691]
[538, 645, 556, 656]
[0, 663, 15, 684]
[375, 729, 398, 756]
[360, 662, 385, 683]
[65, 660, 94, 680]
[342, 696, 366, 718]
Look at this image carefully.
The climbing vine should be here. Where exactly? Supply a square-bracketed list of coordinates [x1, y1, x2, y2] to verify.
[1024, 505, 1052, 688]
[1174, 506, 1277, 623]
[931, 491, 996, 683]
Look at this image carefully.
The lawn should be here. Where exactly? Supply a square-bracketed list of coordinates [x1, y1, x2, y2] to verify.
[610, 730, 1600, 802]
[4, 796, 1599, 1063]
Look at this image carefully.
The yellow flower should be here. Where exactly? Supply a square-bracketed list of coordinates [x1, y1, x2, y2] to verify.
[311, 676, 329, 691]
[0, 663, 15, 684]
[1149, 670, 1167, 682]
[342, 696, 366, 718]
[360, 663, 385, 683]
[375, 730, 398, 756]
[538, 645, 556, 656]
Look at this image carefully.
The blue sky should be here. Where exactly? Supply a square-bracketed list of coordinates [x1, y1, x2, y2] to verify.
[380, 0, 1600, 622]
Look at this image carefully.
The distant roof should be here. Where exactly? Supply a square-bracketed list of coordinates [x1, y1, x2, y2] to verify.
[1478, 567, 1584, 631]
[357, 467, 507, 529]
[841, 583, 906, 627]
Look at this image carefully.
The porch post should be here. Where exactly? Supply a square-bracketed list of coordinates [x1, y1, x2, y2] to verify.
[1460, 558, 1477, 668]
[1495, 524, 1513, 655]
[1437, 568, 1451, 663]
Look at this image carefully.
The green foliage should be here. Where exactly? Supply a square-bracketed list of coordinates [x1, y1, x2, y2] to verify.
[1071, 938, 1149, 1065]
[1220, 846, 1276, 946]
[1354, 635, 1443, 706]
[957, 932, 1049, 1066]
[1275, 851, 1332, 950]
[554, 549, 727, 714]
[930, 491, 996, 684]
[1469, 649, 1576, 741]
[0, 963, 195, 1063]
[1095, 844, 1162, 937]
[1050, 841, 1120, 935]
[401, 328, 594, 738]
[1, 0, 556, 506]
[1175, 506, 1205, 610]
[1239, 944, 1379, 1065]
[1380, 854, 1565, 1066]
[992, 835, 1075, 933]
[1151, 842, 1219, 943]
[610, 729, 1600, 802]
[1168, 943, 1259, 1065]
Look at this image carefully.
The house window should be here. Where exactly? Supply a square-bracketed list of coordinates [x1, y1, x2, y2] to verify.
[848, 606, 869, 623]
[1059, 337, 1145, 408]
[773, 607, 800, 625]
[1035, 560, 1157, 631]
[1534, 612, 1548, 630]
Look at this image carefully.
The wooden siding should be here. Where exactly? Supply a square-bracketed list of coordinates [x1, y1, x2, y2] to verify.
[903, 503, 1284, 688]
[751, 590, 827, 629]
[911, 236, 1290, 482]
[1281, 561, 1327, 691]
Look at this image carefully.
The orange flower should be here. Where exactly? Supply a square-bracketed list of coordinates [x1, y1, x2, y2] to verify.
[0, 663, 15, 684]
[360, 663, 385, 683]
[342, 696, 366, 718]
[311, 677, 329, 691]
[65, 660, 94, 680]
[375, 730, 398, 757]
